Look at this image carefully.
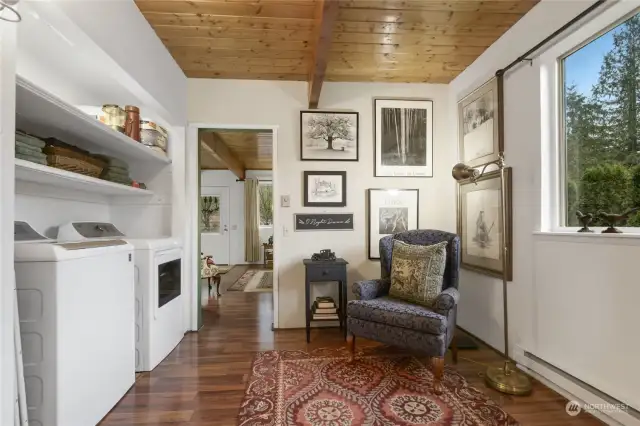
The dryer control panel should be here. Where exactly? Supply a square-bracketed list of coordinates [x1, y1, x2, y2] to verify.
[57, 222, 125, 241]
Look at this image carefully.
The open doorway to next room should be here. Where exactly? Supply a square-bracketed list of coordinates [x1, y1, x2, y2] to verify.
[197, 129, 274, 324]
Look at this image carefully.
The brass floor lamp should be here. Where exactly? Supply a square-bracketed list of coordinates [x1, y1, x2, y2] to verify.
[452, 153, 532, 395]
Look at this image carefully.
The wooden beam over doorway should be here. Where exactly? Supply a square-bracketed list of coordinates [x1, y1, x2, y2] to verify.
[200, 132, 245, 180]
[308, 0, 339, 109]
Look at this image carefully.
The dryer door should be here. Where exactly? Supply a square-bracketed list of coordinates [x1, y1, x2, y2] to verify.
[155, 249, 182, 315]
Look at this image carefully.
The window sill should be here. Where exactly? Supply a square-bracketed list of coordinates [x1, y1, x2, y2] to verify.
[534, 230, 640, 245]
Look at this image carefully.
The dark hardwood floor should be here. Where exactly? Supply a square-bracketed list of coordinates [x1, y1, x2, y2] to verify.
[101, 266, 603, 425]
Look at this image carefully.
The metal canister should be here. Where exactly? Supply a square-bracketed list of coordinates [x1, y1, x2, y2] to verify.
[124, 105, 141, 142]
[101, 104, 125, 132]
[140, 119, 168, 151]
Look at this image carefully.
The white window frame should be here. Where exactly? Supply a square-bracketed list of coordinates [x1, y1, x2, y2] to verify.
[540, 2, 640, 235]
[257, 180, 273, 228]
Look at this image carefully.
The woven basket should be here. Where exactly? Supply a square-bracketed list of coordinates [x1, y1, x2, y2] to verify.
[46, 155, 103, 177]
[44, 145, 104, 177]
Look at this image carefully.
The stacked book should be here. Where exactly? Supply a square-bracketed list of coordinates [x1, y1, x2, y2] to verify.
[312, 297, 339, 320]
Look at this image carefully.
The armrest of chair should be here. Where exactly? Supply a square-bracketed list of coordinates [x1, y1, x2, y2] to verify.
[352, 279, 390, 300]
[432, 287, 460, 316]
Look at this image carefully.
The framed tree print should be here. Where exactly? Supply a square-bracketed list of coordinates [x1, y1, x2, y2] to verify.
[374, 98, 433, 177]
[300, 111, 359, 161]
[457, 168, 512, 280]
[458, 76, 503, 167]
[303, 171, 347, 207]
[367, 188, 419, 259]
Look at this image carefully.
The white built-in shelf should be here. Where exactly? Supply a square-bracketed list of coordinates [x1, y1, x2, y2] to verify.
[15, 159, 154, 197]
[15, 76, 171, 166]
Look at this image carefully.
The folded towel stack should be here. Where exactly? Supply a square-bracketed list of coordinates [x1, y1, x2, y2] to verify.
[97, 155, 133, 185]
[15, 131, 47, 165]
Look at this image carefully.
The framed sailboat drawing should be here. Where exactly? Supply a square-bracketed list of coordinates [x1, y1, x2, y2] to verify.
[374, 98, 433, 177]
[457, 168, 512, 280]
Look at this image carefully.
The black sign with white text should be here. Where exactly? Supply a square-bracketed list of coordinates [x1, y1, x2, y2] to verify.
[294, 214, 354, 231]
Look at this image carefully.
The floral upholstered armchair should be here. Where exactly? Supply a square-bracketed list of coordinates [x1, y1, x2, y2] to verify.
[346, 230, 460, 393]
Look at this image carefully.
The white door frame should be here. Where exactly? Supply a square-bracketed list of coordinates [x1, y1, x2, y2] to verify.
[0, 22, 17, 426]
[186, 123, 280, 331]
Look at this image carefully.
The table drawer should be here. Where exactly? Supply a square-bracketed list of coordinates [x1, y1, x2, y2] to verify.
[306, 265, 345, 282]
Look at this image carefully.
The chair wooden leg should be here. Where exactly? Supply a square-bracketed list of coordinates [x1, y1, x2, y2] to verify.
[207, 277, 212, 296]
[450, 338, 458, 365]
[348, 334, 356, 362]
[215, 276, 221, 297]
[431, 356, 445, 395]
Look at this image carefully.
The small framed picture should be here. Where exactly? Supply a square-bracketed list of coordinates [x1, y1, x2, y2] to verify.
[374, 98, 433, 177]
[304, 171, 347, 207]
[367, 188, 419, 259]
[458, 76, 503, 168]
[457, 168, 512, 280]
[300, 111, 359, 161]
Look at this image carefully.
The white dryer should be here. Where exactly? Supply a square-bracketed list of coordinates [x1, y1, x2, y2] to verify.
[57, 222, 184, 372]
[14, 221, 135, 426]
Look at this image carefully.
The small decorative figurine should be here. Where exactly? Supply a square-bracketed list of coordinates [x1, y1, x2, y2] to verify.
[311, 249, 336, 261]
[576, 210, 594, 233]
[597, 207, 640, 233]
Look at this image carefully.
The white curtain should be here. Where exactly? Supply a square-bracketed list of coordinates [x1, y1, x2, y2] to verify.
[244, 179, 260, 262]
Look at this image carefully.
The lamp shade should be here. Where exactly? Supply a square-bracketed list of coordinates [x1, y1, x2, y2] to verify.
[451, 163, 479, 182]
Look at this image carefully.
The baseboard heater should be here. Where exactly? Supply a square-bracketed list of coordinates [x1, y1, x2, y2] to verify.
[524, 351, 640, 420]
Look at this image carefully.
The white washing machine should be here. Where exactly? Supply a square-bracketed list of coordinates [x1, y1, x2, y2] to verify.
[57, 222, 184, 372]
[14, 221, 135, 426]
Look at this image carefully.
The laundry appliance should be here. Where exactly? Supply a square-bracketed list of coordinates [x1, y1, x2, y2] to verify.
[14, 221, 135, 426]
[57, 222, 184, 372]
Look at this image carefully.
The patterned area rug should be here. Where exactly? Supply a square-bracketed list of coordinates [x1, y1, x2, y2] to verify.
[228, 270, 273, 292]
[238, 347, 519, 426]
[251, 271, 273, 292]
[228, 270, 258, 291]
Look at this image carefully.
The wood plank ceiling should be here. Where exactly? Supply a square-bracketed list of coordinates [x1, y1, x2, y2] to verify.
[200, 130, 272, 174]
[136, 0, 538, 104]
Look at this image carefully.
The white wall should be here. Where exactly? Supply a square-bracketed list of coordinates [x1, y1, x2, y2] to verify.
[200, 169, 273, 265]
[189, 79, 455, 328]
[0, 19, 17, 426]
[449, 0, 640, 422]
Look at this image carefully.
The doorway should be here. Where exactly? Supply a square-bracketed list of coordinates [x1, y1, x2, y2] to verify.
[190, 125, 279, 331]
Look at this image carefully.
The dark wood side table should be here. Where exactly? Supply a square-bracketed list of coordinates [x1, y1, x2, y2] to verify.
[303, 258, 348, 343]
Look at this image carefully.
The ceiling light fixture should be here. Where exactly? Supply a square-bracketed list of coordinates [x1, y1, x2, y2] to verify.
[0, 0, 21, 23]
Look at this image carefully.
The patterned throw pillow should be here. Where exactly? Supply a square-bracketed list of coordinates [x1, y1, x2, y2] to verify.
[389, 240, 448, 307]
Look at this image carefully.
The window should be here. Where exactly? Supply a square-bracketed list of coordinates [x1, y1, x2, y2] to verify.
[258, 181, 273, 226]
[561, 12, 640, 228]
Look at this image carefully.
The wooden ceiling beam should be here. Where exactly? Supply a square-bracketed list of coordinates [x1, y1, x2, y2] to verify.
[200, 132, 245, 180]
[307, 0, 339, 109]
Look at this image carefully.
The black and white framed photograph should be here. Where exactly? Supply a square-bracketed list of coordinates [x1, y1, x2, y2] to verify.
[374, 98, 433, 177]
[303, 171, 347, 207]
[457, 168, 512, 279]
[367, 188, 419, 259]
[300, 111, 359, 161]
[458, 76, 503, 168]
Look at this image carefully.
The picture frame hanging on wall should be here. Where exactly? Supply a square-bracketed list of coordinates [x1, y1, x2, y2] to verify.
[457, 76, 503, 168]
[457, 168, 512, 280]
[367, 188, 419, 259]
[303, 171, 347, 207]
[374, 98, 433, 177]
[300, 111, 359, 161]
